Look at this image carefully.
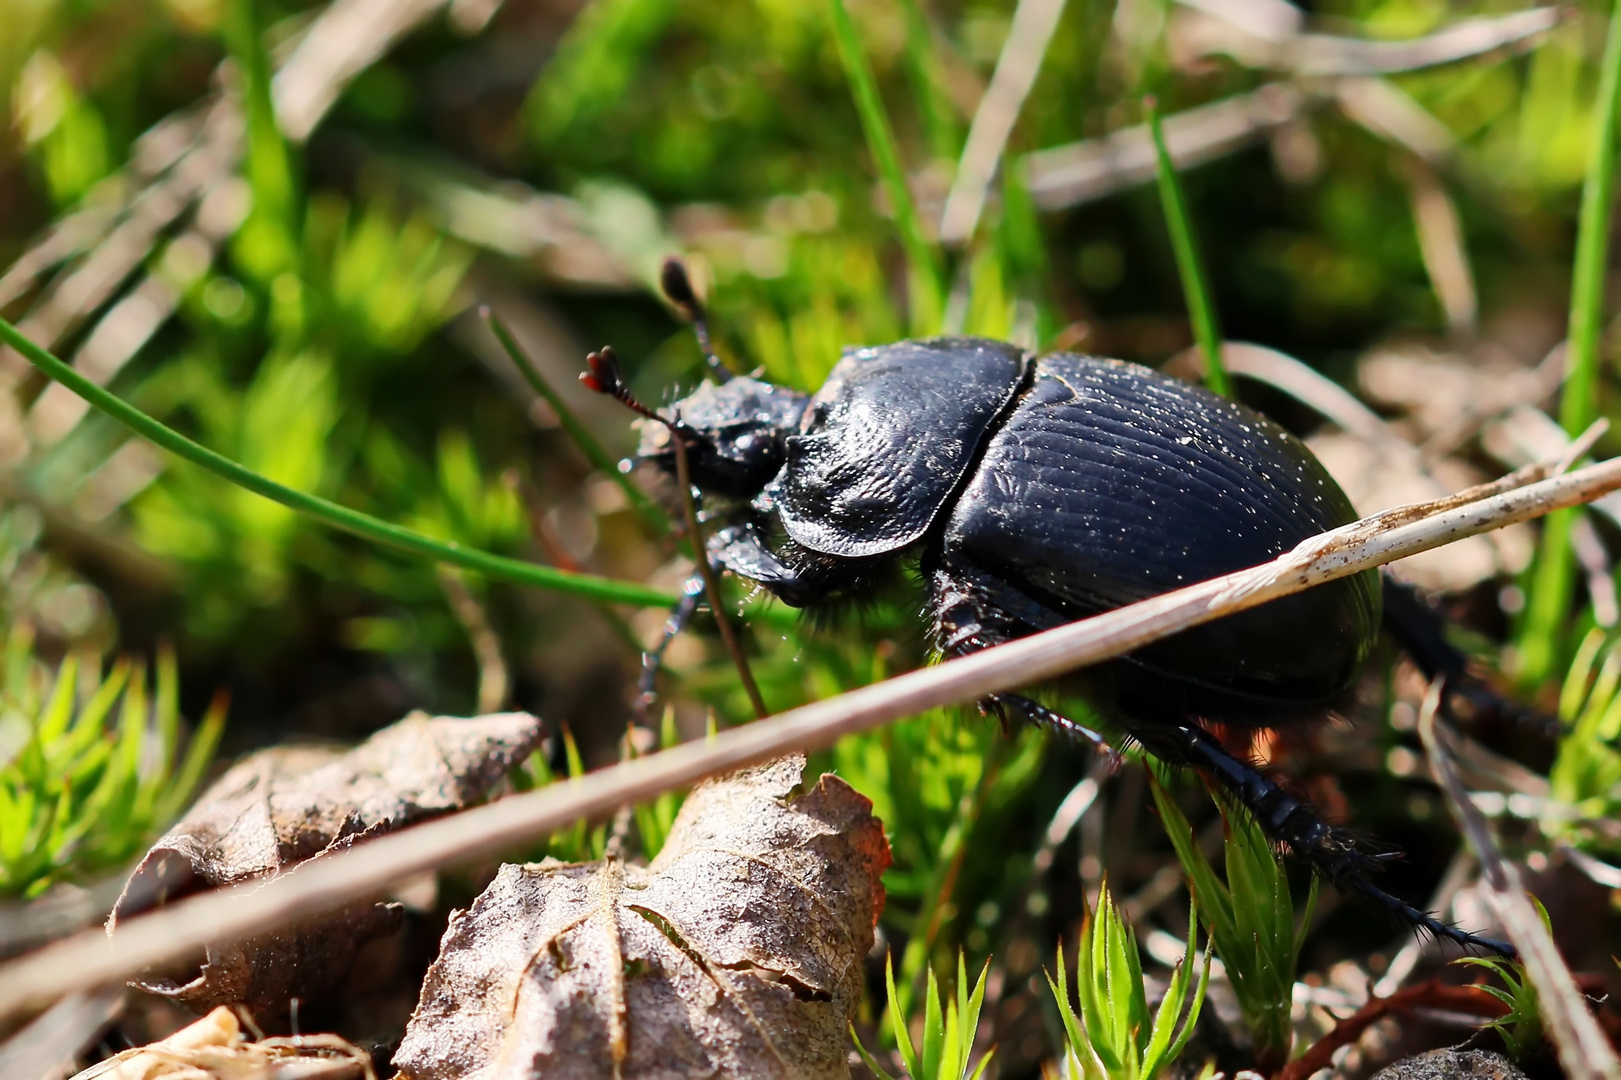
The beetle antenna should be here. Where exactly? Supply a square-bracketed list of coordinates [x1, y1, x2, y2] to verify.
[580, 347, 660, 421]
[661, 256, 732, 383]
[581, 346, 710, 446]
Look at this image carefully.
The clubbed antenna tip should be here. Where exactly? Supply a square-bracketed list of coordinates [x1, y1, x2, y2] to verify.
[581, 347, 658, 422]
[581, 347, 707, 453]
[660, 255, 731, 383]
[660, 256, 702, 319]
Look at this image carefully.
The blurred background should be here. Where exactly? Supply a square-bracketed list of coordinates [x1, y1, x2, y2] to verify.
[4, 0, 1621, 1071]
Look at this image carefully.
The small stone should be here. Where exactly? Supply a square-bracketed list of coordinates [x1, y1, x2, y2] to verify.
[1369, 1048, 1529, 1080]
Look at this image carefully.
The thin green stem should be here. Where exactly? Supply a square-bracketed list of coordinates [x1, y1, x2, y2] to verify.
[0, 316, 676, 609]
[1146, 98, 1229, 398]
[898, 0, 959, 162]
[827, 0, 944, 335]
[483, 309, 667, 536]
[1517, 0, 1621, 687]
[223, 0, 298, 278]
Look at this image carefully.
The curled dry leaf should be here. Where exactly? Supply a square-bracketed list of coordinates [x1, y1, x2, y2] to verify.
[393, 755, 891, 1080]
[69, 1005, 373, 1080]
[109, 712, 544, 1016]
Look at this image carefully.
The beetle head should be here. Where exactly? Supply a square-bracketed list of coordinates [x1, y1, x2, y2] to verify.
[636, 376, 808, 498]
[581, 257, 809, 499]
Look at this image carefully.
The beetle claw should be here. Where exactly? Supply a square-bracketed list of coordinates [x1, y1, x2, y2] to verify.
[991, 693, 1120, 767]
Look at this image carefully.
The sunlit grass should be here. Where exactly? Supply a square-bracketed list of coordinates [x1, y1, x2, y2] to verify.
[0, 627, 225, 897]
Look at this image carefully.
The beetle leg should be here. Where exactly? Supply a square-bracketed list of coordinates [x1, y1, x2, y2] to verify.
[709, 522, 882, 607]
[707, 523, 813, 606]
[1138, 719, 1514, 956]
[1382, 575, 1555, 737]
[988, 694, 1123, 771]
[634, 573, 707, 724]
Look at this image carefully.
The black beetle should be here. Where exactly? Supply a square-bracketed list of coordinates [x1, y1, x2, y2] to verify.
[585, 257, 1511, 955]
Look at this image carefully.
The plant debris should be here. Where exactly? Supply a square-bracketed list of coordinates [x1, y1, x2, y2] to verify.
[68, 1004, 373, 1080]
[392, 755, 890, 1080]
[108, 712, 544, 1016]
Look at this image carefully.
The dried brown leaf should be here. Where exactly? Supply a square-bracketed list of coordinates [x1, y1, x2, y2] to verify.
[69, 1005, 373, 1080]
[110, 712, 544, 1015]
[392, 755, 890, 1080]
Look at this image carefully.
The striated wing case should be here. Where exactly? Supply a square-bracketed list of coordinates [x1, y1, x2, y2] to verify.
[943, 354, 1381, 712]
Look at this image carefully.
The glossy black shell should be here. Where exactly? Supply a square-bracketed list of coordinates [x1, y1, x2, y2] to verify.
[768, 339, 1026, 558]
[942, 352, 1381, 713]
[760, 338, 1381, 713]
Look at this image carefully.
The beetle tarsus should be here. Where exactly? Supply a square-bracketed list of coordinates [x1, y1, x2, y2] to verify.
[1344, 874, 1516, 958]
[635, 573, 707, 724]
[1142, 719, 1514, 956]
[1382, 575, 1558, 738]
[989, 693, 1122, 770]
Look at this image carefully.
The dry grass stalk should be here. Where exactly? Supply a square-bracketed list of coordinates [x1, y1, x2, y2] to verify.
[1418, 686, 1621, 1080]
[1, 452, 1620, 1026]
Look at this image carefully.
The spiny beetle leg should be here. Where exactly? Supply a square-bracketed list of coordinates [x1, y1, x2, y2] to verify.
[1138, 718, 1513, 957]
[987, 693, 1123, 771]
[1382, 575, 1557, 738]
[634, 572, 707, 724]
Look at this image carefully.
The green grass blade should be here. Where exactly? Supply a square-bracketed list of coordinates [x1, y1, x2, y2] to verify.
[1563, 0, 1621, 443]
[921, 964, 944, 1077]
[1045, 944, 1091, 1071]
[1560, 628, 1608, 723]
[885, 953, 925, 1080]
[1162, 937, 1214, 1074]
[224, 0, 298, 279]
[1292, 875, 1320, 960]
[1148, 768, 1236, 943]
[154, 649, 180, 777]
[3, 625, 34, 702]
[482, 309, 667, 536]
[155, 693, 227, 825]
[897, 0, 959, 162]
[132, 655, 176, 822]
[0, 316, 676, 609]
[1517, 0, 1621, 687]
[71, 661, 128, 745]
[1146, 98, 1228, 398]
[961, 958, 990, 1078]
[827, 0, 944, 334]
[35, 655, 78, 747]
[1143, 904, 1195, 1072]
[850, 1025, 902, 1080]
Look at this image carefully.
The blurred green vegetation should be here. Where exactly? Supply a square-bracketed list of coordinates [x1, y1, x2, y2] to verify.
[5, 0, 1621, 1071]
[0, 625, 224, 897]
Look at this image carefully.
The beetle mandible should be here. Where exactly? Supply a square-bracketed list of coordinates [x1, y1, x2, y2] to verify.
[584, 257, 1512, 955]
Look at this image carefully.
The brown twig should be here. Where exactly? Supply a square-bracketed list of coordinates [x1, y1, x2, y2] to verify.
[1279, 978, 1509, 1080]
[2, 453, 1620, 1025]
